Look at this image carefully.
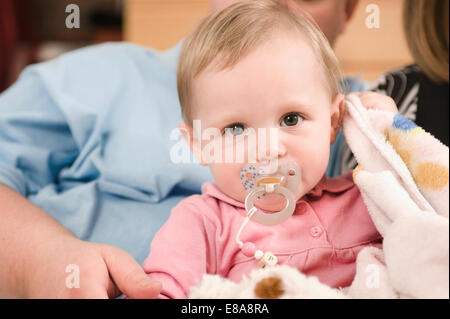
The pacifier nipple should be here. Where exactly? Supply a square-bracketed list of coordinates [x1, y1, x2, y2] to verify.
[257, 176, 284, 190]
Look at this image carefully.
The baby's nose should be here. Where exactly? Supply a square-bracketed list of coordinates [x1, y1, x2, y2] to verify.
[257, 130, 287, 163]
[258, 146, 287, 162]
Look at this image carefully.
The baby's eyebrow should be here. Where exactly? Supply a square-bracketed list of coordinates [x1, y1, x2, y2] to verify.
[206, 115, 248, 130]
[203, 99, 315, 129]
[275, 100, 313, 113]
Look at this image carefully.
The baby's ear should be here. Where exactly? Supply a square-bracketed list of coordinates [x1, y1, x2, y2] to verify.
[330, 94, 345, 144]
[178, 122, 206, 166]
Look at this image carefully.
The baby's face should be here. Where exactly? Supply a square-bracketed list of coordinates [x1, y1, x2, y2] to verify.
[185, 32, 343, 209]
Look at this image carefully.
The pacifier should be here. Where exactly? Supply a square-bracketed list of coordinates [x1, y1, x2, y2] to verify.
[240, 162, 301, 226]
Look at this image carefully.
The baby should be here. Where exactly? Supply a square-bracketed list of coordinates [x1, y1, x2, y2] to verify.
[143, 0, 385, 298]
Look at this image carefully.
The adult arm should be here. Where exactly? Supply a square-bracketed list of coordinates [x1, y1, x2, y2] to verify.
[0, 49, 161, 298]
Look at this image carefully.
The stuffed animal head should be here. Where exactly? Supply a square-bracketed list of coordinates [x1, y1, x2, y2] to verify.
[189, 265, 348, 299]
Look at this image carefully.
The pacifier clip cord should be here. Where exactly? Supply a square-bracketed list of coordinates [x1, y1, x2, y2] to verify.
[236, 207, 278, 268]
[236, 162, 300, 268]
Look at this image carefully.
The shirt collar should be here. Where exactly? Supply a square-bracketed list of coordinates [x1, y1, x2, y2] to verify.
[202, 172, 355, 208]
[305, 172, 355, 198]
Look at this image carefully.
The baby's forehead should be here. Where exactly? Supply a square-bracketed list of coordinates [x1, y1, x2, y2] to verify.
[202, 28, 322, 76]
[190, 51, 332, 125]
[178, 1, 342, 124]
[192, 33, 332, 99]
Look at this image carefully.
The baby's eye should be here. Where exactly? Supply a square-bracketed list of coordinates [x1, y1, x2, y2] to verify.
[280, 113, 303, 127]
[224, 123, 247, 136]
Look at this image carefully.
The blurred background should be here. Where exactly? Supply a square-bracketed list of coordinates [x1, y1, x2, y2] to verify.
[0, 0, 412, 93]
[0, 0, 123, 93]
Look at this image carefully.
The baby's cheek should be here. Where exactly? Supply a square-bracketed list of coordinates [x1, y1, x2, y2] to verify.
[210, 163, 246, 202]
[293, 136, 331, 194]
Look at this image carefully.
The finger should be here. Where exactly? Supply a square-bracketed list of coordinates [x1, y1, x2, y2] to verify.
[101, 246, 162, 299]
[62, 283, 109, 299]
[78, 286, 109, 299]
[106, 276, 121, 298]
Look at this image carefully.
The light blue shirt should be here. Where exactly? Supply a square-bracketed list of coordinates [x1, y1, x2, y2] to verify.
[0, 42, 365, 264]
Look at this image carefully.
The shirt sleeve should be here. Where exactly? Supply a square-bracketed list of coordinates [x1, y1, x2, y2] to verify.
[0, 65, 78, 196]
[142, 199, 218, 299]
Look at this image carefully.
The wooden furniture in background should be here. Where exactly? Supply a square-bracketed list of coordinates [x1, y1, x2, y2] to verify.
[124, 0, 413, 82]
[124, 0, 209, 50]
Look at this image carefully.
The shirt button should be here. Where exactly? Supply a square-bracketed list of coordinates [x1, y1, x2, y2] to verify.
[310, 226, 323, 238]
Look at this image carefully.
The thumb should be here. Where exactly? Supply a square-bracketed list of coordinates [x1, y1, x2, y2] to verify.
[102, 246, 162, 299]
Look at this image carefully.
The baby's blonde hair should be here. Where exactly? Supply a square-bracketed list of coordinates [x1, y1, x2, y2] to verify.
[403, 0, 449, 83]
[177, 0, 344, 125]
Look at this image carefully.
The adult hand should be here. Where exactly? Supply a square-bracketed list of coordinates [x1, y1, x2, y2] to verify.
[24, 237, 162, 299]
[353, 92, 398, 113]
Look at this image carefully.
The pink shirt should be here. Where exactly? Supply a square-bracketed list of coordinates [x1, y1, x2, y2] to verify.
[143, 172, 382, 298]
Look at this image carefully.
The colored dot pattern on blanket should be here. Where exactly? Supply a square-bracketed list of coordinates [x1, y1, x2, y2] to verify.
[387, 114, 449, 191]
[392, 114, 424, 136]
[397, 150, 412, 167]
[352, 165, 363, 180]
[414, 162, 449, 190]
[386, 131, 412, 166]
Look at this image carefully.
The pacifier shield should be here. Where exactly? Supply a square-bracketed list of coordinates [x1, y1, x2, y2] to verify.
[242, 162, 301, 225]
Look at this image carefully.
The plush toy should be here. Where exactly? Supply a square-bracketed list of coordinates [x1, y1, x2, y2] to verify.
[189, 94, 449, 299]
[189, 264, 348, 299]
